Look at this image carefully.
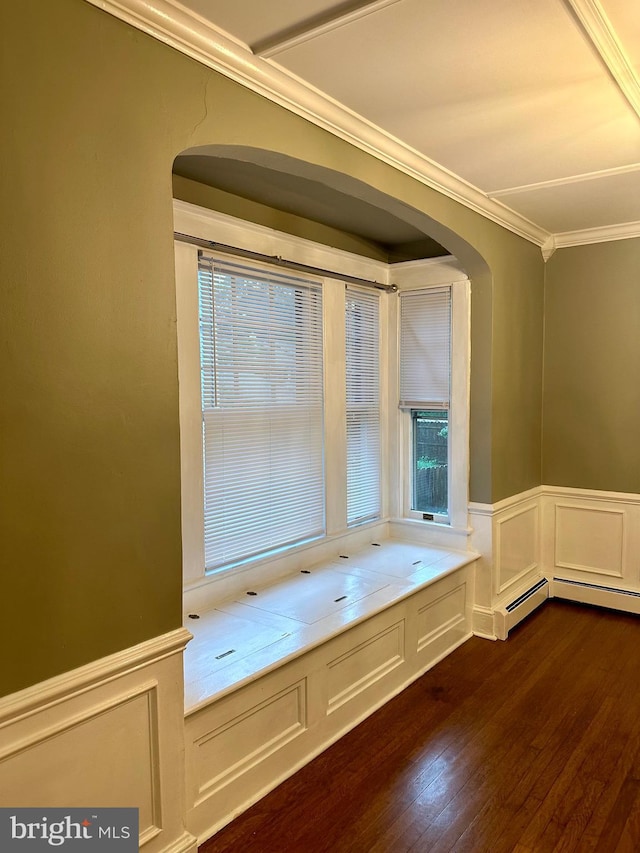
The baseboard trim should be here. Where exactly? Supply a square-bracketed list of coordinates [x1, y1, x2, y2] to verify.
[161, 831, 199, 853]
[472, 606, 497, 640]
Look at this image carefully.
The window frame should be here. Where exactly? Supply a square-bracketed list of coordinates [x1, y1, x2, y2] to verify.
[345, 283, 382, 527]
[197, 254, 326, 574]
[173, 201, 390, 593]
[393, 261, 470, 534]
[174, 202, 470, 604]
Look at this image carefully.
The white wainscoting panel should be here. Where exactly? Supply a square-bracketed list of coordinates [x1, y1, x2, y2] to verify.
[542, 488, 640, 589]
[468, 503, 495, 638]
[326, 620, 405, 714]
[495, 502, 540, 596]
[555, 503, 625, 578]
[0, 629, 196, 853]
[193, 678, 307, 802]
[469, 488, 544, 638]
[417, 580, 467, 657]
[1, 683, 161, 837]
[470, 486, 640, 637]
[184, 562, 472, 844]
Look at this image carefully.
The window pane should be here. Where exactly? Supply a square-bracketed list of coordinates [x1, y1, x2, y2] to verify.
[346, 287, 380, 526]
[412, 410, 448, 515]
[199, 257, 325, 571]
[399, 288, 451, 408]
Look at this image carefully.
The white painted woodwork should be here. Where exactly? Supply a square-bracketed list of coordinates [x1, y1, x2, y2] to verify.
[469, 487, 544, 639]
[175, 202, 474, 616]
[5, 482, 640, 851]
[470, 483, 640, 638]
[542, 487, 640, 588]
[174, 241, 206, 587]
[322, 278, 348, 537]
[234, 566, 389, 625]
[86, 0, 640, 250]
[326, 618, 405, 713]
[493, 581, 550, 641]
[0, 630, 196, 853]
[555, 504, 625, 577]
[183, 540, 478, 711]
[495, 502, 540, 595]
[183, 540, 474, 843]
[391, 259, 471, 536]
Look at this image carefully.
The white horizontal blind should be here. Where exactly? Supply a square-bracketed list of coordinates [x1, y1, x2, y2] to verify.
[345, 286, 381, 526]
[198, 255, 325, 571]
[399, 287, 451, 408]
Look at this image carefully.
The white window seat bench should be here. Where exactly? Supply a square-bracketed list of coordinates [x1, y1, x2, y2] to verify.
[183, 538, 478, 844]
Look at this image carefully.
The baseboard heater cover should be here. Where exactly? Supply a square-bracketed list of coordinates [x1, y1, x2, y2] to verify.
[506, 578, 549, 611]
[554, 577, 640, 614]
[555, 578, 640, 597]
[495, 578, 549, 640]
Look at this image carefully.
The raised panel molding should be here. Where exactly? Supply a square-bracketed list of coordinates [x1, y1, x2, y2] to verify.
[194, 679, 307, 802]
[327, 621, 405, 713]
[470, 485, 640, 638]
[184, 567, 472, 843]
[0, 629, 195, 853]
[495, 503, 540, 596]
[0, 683, 162, 843]
[417, 584, 467, 653]
[543, 487, 640, 589]
[555, 503, 625, 578]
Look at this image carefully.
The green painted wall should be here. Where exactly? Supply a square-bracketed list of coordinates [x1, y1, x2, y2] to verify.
[0, 0, 544, 697]
[543, 239, 640, 491]
[172, 174, 391, 261]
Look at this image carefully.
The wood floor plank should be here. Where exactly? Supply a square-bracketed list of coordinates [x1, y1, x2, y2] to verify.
[199, 601, 640, 853]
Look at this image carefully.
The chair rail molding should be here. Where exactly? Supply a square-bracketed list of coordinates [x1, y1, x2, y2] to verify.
[0, 628, 196, 853]
[470, 484, 640, 638]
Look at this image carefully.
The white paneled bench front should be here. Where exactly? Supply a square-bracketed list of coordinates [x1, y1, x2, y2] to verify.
[183, 539, 478, 843]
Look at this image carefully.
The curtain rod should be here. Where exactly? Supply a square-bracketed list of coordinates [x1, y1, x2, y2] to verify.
[174, 232, 398, 293]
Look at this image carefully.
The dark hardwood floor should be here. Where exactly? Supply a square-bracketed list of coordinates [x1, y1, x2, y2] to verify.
[199, 600, 640, 852]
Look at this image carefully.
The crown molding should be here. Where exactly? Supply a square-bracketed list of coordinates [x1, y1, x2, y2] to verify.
[84, 0, 551, 249]
[542, 220, 640, 261]
[541, 237, 557, 262]
[562, 0, 640, 120]
[554, 221, 640, 249]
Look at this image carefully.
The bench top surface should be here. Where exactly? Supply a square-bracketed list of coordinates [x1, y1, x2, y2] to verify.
[184, 538, 477, 714]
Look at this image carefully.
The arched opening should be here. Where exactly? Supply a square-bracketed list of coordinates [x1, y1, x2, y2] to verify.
[172, 144, 493, 518]
[173, 146, 452, 263]
[172, 144, 492, 591]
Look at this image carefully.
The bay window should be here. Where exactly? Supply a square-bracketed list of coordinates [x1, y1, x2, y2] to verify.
[174, 201, 469, 596]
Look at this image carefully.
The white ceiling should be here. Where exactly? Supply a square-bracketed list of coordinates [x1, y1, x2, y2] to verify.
[92, 0, 640, 253]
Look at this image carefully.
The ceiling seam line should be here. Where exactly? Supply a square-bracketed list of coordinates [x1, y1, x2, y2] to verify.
[252, 0, 403, 58]
[488, 163, 640, 198]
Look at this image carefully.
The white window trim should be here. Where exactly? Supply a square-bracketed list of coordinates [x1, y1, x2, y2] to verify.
[391, 258, 471, 534]
[174, 201, 470, 609]
[174, 201, 391, 600]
